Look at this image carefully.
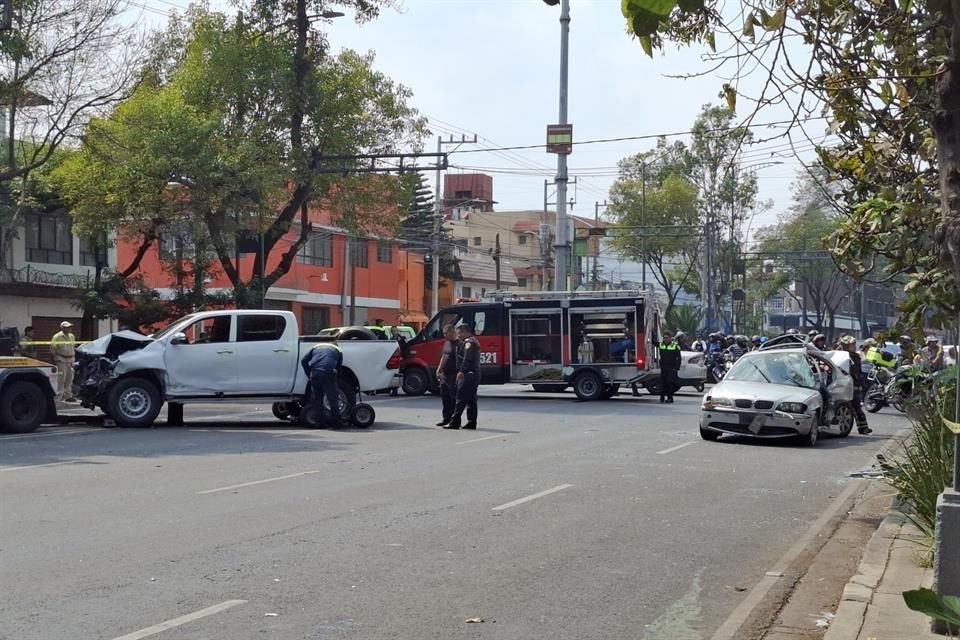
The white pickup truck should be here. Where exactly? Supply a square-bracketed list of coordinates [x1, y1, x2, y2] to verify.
[72, 310, 402, 428]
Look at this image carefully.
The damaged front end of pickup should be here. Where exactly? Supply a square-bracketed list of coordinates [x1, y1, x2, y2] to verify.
[73, 331, 155, 410]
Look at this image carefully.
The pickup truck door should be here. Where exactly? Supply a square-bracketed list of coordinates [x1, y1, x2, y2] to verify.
[164, 315, 238, 396]
[233, 313, 297, 394]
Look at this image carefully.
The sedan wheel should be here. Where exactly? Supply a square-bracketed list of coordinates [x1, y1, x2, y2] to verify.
[834, 402, 854, 437]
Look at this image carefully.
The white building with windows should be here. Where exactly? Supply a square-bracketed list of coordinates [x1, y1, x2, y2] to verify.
[0, 209, 116, 344]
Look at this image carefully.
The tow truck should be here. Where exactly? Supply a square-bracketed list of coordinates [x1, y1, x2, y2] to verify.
[0, 356, 59, 433]
[401, 290, 664, 401]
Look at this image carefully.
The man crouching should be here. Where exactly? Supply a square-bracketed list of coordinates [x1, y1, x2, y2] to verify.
[301, 336, 345, 427]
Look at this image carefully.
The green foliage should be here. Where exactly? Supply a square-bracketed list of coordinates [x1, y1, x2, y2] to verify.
[903, 588, 960, 631]
[617, 0, 959, 332]
[667, 304, 702, 334]
[755, 173, 846, 332]
[398, 172, 455, 288]
[882, 371, 956, 539]
[57, 5, 425, 303]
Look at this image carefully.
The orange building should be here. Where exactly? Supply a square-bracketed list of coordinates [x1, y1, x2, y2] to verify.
[119, 209, 428, 334]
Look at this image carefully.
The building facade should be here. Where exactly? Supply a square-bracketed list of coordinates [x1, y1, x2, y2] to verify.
[0, 208, 115, 345]
[121, 210, 428, 334]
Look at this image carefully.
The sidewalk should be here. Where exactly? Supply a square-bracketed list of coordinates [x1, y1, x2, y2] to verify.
[825, 508, 942, 640]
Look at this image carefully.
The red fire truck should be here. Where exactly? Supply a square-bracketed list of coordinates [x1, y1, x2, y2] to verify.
[401, 290, 662, 401]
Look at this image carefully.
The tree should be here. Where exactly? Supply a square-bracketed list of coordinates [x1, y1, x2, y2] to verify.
[755, 186, 846, 335]
[0, 0, 140, 268]
[608, 169, 700, 322]
[608, 107, 761, 331]
[617, 0, 960, 330]
[398, 172, 456, 291]
[57, 5, 425, 307]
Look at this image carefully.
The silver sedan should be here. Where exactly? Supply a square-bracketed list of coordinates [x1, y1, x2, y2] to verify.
[699, 347, 855, 446]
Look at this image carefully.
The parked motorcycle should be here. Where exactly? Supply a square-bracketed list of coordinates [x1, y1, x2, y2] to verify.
[864, 365, 923, 413]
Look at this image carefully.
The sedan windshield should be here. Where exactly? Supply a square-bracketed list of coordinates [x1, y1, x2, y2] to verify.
[725, 352, 818, 389]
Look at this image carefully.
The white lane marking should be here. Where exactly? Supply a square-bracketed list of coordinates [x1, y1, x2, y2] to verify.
[709, 426, 912, 640]
[492, 484, 574, 511]
[111, 599, 246, 640]
[457, 434, 507, 445]
[0, 427, 102, 441]
[199, 470, 321, 495]
[657, 441, 695, 455]
[0, 461, 78, 473]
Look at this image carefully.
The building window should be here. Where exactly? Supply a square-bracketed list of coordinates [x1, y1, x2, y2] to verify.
[462, 286, 472, 298]
[454, 190, 472, 200]
[25, 212, 73, 265]
[302, 307, 330, 335]
[771, 297, 784, 311]
[377, 242, 393, 264]
[351, 240, 369, 268]
[517, 234, 527, 245]
[518, 277, 527, 288]
[472, 236, 482, 246]
[300, 232, 333, 267]
[79, 235, 108, 267]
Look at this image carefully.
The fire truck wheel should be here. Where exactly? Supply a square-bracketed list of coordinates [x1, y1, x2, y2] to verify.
[573, 371, 604, 401]
[402, 367, 430, 396]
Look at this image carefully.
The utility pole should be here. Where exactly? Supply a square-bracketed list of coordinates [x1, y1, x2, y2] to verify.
[552, 0, 571, 292]
[641, 163, 647, 288]
[431, 134, 477, 317]
[594, 200, 608, 290]
[494, 233, 502, 290]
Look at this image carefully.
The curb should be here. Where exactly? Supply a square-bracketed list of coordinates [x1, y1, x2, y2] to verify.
[823, 509, 908, 640]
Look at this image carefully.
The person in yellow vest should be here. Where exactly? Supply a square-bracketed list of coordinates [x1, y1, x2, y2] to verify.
[51, 321, 77, 401]
[658, 331, 682, 404]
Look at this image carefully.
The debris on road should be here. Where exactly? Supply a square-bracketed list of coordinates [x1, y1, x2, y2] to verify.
[812, 610, 835, 628]
[265, 613, 279, 617]
[847, 469, 886, 479]
[465, 617, 484, 623]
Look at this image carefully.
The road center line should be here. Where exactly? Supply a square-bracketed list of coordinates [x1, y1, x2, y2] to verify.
[657, 441, 695, 455]
[492, 484, 573, 511]
[199, 470, 321, 495]
[111, 599, 246, 640]
[457, 434, 508, 445]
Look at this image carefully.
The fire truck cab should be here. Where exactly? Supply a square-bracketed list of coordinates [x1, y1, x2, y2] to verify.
[402, 290, 661, 401]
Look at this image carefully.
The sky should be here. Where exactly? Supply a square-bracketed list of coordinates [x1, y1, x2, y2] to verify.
[131, 0, 829, 232]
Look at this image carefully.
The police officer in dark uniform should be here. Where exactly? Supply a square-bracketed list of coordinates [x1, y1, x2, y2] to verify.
[435, 323, 459, 426]
[444, 323, 480, 430]
[658, 331, 682, 404]
[300, 336, 344, 427]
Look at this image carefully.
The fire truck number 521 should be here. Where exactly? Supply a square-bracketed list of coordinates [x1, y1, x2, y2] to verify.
[480, 352, 498, 364]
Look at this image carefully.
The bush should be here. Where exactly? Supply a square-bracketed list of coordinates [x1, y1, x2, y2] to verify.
[883, 367, 957, 539]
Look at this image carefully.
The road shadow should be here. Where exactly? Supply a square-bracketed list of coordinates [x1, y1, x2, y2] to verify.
[713, 429, 891, 450]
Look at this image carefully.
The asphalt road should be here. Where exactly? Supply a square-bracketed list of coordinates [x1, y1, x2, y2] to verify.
[0, 386, 909, 640]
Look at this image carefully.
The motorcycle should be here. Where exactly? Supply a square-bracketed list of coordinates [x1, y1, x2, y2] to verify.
[864, 365, 923, 413]
[706, 351, 729, 384]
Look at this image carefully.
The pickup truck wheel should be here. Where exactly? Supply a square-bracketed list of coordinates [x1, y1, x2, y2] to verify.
[108, 378, 162, 428]
[573, 371, 604, 401]
[402, 367, 429, 396]
[0, 380, 47, 433]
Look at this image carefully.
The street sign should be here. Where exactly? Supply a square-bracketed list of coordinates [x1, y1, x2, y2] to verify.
[546, 124, 573, 155]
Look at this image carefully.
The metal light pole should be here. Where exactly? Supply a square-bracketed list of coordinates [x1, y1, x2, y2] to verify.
[552, 0, 571, 292]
